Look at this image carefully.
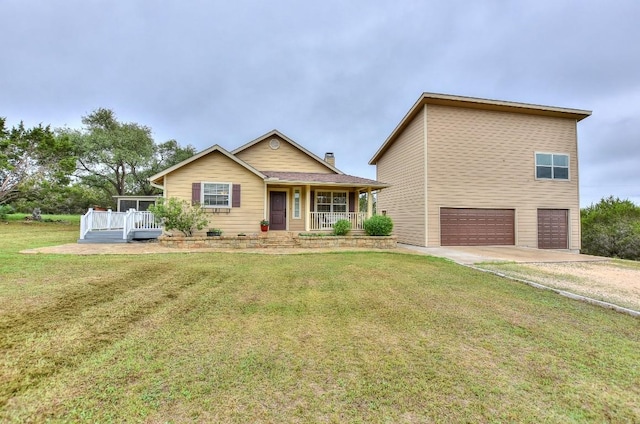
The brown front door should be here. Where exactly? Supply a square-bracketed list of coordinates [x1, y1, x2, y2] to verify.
[538, 209, 568, 249]
[269, 191, 287, 230]
[440, 208, 515, 246]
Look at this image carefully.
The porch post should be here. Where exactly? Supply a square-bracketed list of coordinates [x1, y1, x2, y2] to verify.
[367, 188, 373, 218]
[264, 182, 268, 221]
[305, 185, 311, 231]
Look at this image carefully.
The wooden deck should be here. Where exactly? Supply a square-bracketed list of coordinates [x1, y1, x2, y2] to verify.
[79, 209, 162, 244]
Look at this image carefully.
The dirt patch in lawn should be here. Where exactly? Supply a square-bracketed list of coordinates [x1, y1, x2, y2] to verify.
[478, 261, 640, 312]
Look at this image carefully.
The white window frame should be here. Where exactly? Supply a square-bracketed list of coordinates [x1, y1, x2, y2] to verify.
[293, 187, 301, 219]
[315, 190, 348, 213]
[535, 152, 570, 180]
[202, 182, 232, 208]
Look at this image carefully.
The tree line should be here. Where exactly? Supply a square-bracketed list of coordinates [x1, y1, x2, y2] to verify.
[0, 108, 195, 214]
[581, 196, 640, 260]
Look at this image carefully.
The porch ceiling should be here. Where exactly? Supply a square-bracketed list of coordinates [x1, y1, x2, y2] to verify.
[262, 171, 389, 189]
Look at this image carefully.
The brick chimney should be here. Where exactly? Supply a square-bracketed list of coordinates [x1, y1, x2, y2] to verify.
[324, 152, 335, 167]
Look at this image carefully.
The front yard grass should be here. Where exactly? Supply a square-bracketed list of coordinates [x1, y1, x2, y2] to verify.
[1, 222, 639, 422]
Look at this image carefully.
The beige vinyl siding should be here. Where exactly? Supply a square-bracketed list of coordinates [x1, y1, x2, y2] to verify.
[288, 187, 306, 232]
[164, 151, 265, 235]
[236, 136, 334, 173]
[376, 108, 426, 246]
[426, 104, 580, 249]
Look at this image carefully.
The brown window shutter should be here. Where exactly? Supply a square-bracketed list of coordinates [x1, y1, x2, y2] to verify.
[232, 184, 241, 207]
[310, 190, 315, 212]
[192, 182, 201, 205]
[349, 192, 356, 212]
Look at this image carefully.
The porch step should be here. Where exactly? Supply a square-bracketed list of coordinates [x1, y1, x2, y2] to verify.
[78, 230, 129, 244]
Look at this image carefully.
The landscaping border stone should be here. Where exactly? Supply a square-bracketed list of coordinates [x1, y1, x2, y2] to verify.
[157, 234, 397, 249]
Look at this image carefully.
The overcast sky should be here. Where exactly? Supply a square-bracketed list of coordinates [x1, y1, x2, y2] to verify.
[2, 0, 638, 206]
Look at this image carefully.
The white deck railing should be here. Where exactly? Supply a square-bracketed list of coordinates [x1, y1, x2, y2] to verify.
[80, 208, 161, 240]
[310, 212, 366, 231]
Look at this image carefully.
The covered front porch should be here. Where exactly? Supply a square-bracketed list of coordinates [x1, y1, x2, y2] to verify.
[310, 211, 366, 231]
[262, 171, 387, 233]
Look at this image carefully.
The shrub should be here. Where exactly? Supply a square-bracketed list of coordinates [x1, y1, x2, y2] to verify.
[0, 204, 15, 220]
[333, 219, 352, 236]
[581, 196, 640, 260]
[148, 197, 209, 237]
[363, 214, 393, 236]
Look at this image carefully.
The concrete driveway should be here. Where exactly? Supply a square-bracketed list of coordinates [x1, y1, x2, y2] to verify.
[398, 244, 608, 265]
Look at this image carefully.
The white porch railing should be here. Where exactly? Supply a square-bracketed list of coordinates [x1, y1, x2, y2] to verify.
[310, 212, 366, 231]
[79, 208, 161, 240]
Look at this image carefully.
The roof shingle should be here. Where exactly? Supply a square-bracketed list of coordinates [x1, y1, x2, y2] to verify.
[262, 171, 388, 187]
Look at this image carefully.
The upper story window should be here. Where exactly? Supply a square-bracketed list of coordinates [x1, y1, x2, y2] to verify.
[535, 153, 569, 180]
[202, 182, 232, 207]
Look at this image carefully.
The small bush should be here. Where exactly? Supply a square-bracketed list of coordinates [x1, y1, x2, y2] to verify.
[148, 198, 209, 237]
[363, 215, 393, 236]
[333, 219, 352, 236]
[0, 204, 15, 220]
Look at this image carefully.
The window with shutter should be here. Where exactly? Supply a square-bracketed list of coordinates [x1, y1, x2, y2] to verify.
[232, 184, 241, 207]
[192, 182, 201, 205]
[201, 182, 232, 208]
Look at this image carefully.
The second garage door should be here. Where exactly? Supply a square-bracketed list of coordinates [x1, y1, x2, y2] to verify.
[537, 209, 568, 249]
[440, 208, 515, 246]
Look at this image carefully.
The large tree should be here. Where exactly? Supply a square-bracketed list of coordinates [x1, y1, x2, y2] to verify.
[71, 108, 156, 197]
[70, 108, 196, 200]
[0, 117, 75, 203]
[130, 139, 196, 195]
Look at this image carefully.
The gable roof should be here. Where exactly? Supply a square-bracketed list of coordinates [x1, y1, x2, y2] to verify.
[148, 144, 266, 184]
[232, 129, 344, 175]
[262, 171, 389, 188]
[369, 92, 592, 165]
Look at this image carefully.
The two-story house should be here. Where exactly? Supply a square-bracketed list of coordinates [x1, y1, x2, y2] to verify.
[369, 93, 591, 250]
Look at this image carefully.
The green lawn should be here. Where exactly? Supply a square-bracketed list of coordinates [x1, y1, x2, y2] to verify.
[1, 222, 639, 423]
[2, 213, 81, 224]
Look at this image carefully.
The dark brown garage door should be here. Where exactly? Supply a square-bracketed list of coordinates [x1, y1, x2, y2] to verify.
[440, 208, 515, 246]
[538, 209, 568, 249]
